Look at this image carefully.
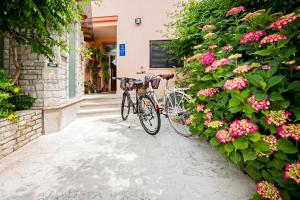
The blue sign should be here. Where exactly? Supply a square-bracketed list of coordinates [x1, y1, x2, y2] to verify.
[119, 43, 126, 56]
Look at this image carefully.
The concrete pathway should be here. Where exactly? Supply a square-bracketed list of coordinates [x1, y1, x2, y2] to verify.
[0, 115, 255, 200]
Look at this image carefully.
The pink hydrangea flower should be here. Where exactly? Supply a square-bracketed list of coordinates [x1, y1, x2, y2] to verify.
[248, 95, 270, 111]
[202, 24, 216, 31]
[257, 135, 279, 157]
[200, 52, 215, 65]
[256, 180, 282, 200]
[260, 34, 288, 45]
[223, 77, 248, 90]
[228, 119, 258, 137]
[226, 6, 246, 17]
[198, 88, 220, 97]
[216, 129, 235, 143]
[204, 112, 213, 126]
[266, 110, 291, 126]
[241, 10, 263, 21]
[278, 124, 300, 141]
[292, 66, 300, 71]
[196, 104, 205, 112]
[268, 13, 299, 30]
[262, 65, 272, 70]
[240, 30, 267, 43]
[208, 44, 218, 49]
[223, 45, 233, 51]
[205, 58, 231, 73]
[284, 162, 300, 185]
[233, 65, 253, 74]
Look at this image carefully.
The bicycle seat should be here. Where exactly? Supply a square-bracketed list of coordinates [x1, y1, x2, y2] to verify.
[159, 73, 174, 80]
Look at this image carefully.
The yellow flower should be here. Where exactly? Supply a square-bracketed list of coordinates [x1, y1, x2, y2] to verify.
[13, 87, 21, 94]
[229, 54, 242, 60]
[7, 114, 14, 121]
[241, 10, 264, 21]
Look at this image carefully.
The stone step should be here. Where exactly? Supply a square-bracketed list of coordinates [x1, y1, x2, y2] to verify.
[80, 101, 121, 109]
[77, 107, 120, 118]
[82, 94, 123, 103]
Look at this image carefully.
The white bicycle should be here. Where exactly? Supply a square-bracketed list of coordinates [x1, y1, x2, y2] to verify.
[137, 71, 192, 137]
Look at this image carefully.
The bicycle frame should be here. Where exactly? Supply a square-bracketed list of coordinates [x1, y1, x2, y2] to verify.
[143, 73, 189, 116]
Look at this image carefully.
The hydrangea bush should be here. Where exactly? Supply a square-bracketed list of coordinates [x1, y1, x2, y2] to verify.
[175, 4, 300, 200]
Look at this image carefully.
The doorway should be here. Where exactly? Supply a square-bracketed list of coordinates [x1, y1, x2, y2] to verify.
[110, 55, 117, 92]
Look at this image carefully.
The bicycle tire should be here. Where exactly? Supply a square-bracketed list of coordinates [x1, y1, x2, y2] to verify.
[165, 91, 192, 137]
[137, 94, 161, 135]
[121, 93, 131, 120]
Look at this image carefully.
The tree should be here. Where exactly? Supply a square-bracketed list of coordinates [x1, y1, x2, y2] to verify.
[0, 0, 86, 83]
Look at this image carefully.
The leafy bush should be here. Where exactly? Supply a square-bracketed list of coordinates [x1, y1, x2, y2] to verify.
[9, 94, 36, 110]
[0, 69, 35, 120]
[170, 2, 300, 200]
[0, 69, 16, 120]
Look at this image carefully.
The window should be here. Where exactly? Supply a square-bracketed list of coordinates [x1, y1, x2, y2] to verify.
[150, 40, 178, 68]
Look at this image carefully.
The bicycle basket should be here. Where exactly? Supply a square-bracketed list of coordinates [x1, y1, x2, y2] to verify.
[151, 77, 161, 89]
[144, 75, 161, 89]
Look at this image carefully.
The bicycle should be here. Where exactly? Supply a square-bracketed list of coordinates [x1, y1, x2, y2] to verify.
[113, 77, 161, 135]
[137, 71, 192, 137]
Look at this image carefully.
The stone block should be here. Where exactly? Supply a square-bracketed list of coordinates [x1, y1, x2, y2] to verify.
[32, 123, 42, 130]
[35, 119, 42, 124]
[32, 114, 42, 120]
[23, 74, 38, 80]
[1, 139, 16, 150]
[36, 128, 43, 134]
[29, 133, 42, 141]
[17, 135, 26, 142]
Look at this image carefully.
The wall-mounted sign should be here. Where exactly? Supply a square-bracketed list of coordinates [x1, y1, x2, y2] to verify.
[119, 43, 126, 57]
[47, 63, 58, 67]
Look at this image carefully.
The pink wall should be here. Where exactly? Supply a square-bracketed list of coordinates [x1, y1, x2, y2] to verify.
[91, 0, 184, 96]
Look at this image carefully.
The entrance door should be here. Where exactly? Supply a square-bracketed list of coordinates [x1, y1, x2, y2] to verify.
[110, 55, 117, 92]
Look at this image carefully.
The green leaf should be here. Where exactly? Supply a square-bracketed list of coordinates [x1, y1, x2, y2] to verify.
[274, 151, 288, 160]
[210, 137, 220, 146]
[233, 137, 248, 150]
[244, 165, 262, 181]
[267, 75, 285, 89]
[201, 75, 212, 81]
[278, 139, 298, 154]
[254, 141, 270, 153]
[270, 92, 284, 101]
[224, 143, 234, 153]
[229, 96, 241, 108]
[248, 74, 267, 90]
[249, 132, 262, 142]
[261, 169, 272, 181]
[229, 151, 242, 164]
[292, 108, 300, 121]
[250, 193, 261, 200]
[242, 149, 257, 161]
[253, 49, 273, 56]
[287, 81, 300, 92]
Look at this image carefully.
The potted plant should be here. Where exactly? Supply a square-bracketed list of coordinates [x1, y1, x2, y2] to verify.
[102, 55, 110, 93]
[84, 80, 96, 94]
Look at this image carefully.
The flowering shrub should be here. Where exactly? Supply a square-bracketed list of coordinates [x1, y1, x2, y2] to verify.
[169, 2, 300, 199]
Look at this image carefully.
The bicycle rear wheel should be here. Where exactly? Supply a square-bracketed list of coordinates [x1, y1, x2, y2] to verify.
[165, 91, 192, 137]
[138, 95, 161, 135]
[121, 93, 131, 120]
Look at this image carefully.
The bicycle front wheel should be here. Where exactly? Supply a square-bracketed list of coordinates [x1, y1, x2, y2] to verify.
[165, 91, 192, 137]
[121, 93, 131, 120]
[138, 95, 161, 135]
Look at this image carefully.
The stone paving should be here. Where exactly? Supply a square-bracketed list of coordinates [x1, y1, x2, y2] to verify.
[0, 115, 255, 200]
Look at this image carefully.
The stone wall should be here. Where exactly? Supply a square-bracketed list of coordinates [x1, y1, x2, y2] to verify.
[3, 23, 84, 108]
[0, 110, 43, 159]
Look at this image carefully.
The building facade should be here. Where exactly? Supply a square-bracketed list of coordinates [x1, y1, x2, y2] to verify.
[83, 0, 184, 95]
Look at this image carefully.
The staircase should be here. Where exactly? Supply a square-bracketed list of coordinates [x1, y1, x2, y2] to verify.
[77, 94, 122, 118]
